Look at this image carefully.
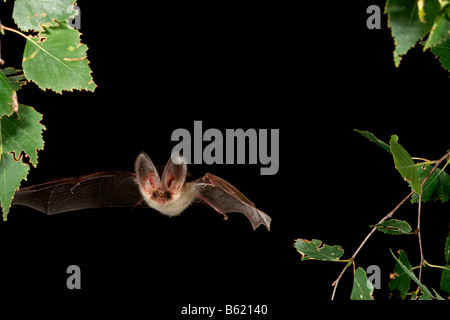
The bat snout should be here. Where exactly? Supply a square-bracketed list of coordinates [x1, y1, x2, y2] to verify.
[156, 197, 167, 206]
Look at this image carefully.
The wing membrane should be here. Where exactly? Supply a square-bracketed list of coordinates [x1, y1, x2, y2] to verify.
[13, 171, 142, 214]
[194, 173, 271, 230]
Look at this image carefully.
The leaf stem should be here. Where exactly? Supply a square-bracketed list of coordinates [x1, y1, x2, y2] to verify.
[417, 188, 424, 283]
[424, 260, 450, 271]
[411, 158, 436, 166]
[412, 157, 432, 162]
[1, 24, 30, 40]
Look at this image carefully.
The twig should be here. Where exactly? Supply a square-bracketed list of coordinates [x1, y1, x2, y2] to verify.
[330, 150, 450, 300]
[414, 151, 450, 290]
[331, 190, 413, 300]
[417, 190, 424, 283]
[0, 19, 5, 65]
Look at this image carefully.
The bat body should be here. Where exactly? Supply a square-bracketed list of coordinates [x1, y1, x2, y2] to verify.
[12, 152, 271, 230]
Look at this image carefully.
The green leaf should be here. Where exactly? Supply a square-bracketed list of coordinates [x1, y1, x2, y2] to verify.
[424, 6, 450, 49]
[1, 104, 45, 167]
[22, 24, 96, 93]
[0, 68, 25, 116]
[389, 249, 433, 299]
[374, 219, 412, 235]
[421, 164, 442, 200]
[418, 292, 433, 300]
[1, 68, 26, 91]
[386, 0, 441, 66]
[294, 239, 344, 262]
[440, 263, 450, 296]
[431, 37, 450, 72]
[0, 71, 15, 118]
[411, 165, 450, 203]
[440, 264, 450, 296]
[0, 104, 45, 220]
[438, 169, 450, 202]
[0, 148, 29, 221]
[390, 135, 422, 194]
[433, 288, 445, 300]
[354, 129, 391, 154]
[411, 164, 440, 202]
[351, 267, 374, 300]
[13, 0, 78, 32]
[389, 250, 412, 299]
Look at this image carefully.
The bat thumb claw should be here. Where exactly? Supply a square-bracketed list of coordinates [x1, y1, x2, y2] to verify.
[222, 213, 229, 220]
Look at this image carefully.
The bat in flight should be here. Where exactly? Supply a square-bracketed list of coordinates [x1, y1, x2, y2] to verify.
[12, 152, 271, 230]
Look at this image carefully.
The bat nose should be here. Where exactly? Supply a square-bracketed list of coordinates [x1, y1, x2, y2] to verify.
[156, 197, 166, 206]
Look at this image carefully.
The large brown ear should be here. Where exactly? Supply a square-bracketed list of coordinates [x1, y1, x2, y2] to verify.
[135, 152, 160, 192]
[161, 152, 187, 194]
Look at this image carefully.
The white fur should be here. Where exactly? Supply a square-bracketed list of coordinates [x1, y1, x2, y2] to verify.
[139, 182, 199, 217]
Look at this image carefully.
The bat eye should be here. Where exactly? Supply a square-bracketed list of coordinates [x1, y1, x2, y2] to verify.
[152, 192, 157, 198]
[165, 191, 171, 199]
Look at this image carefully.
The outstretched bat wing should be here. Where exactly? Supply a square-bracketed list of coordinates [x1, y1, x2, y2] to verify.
[193, 173, 271, 231]
[12, 171, 143, 214]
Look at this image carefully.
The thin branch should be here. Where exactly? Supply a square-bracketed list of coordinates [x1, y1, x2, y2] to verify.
[415, 151, 450, 289]
[331, 190, 413, 300]
[330, 150, 450, 300]
[0, 19, 5, 65]
[423, 151, 450, 185]
[417, 190, 424, 283]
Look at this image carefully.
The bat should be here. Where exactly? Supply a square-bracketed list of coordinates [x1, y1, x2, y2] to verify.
[12, 152, 271, 230]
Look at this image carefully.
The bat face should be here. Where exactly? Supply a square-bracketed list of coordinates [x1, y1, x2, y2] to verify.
[134, 152, 199, 216]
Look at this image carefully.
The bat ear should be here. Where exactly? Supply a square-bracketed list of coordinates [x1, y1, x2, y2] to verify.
[135, 152, 161, 192]
[161, 152, 187, 194]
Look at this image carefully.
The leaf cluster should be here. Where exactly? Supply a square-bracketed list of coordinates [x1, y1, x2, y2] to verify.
[355, 129, 450, 204]
[294, 234, 450, 300]
[0, 68, 44, 220]
[0, 0, 95, 219]
[389, 246, 450, 300]
[386, 0, 450, 72]
[294, 130, 450, 300]
[10, 0, 95, 93]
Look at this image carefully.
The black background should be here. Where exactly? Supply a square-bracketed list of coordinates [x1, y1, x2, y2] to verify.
[1, 0, 450, 316]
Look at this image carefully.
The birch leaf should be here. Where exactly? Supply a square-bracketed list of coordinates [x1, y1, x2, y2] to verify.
[13, 0, 78, 32]
[22, 24, 96, 93]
